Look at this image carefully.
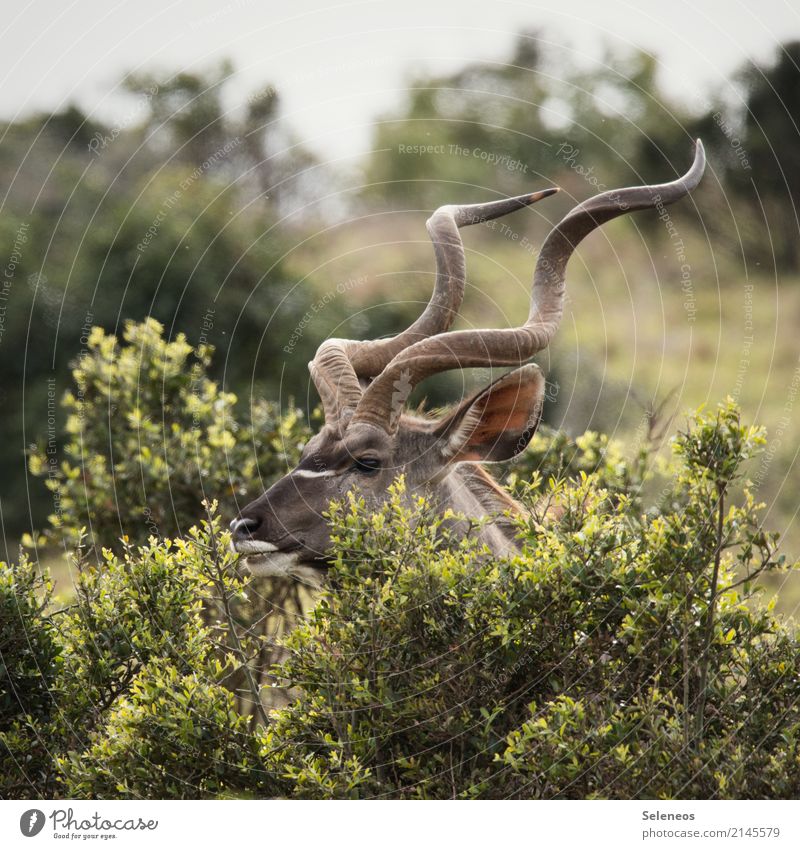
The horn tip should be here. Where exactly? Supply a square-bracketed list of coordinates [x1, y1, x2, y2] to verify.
[693, 138, 706, 161]
[686, 138, 707, 186]
[529, 187, 560, 203]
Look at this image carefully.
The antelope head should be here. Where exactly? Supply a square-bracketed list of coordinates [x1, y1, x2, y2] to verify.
[230, 141, 705, 584]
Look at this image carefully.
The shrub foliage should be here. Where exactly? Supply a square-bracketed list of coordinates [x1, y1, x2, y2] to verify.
[3, 322, 798, 799]
[29, 317, 310, 552]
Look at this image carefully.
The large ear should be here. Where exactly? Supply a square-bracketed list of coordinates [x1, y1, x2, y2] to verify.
[434, 364, 546, 462]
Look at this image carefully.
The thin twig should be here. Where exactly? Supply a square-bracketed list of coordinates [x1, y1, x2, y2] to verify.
[695, 481, 725, 740]
[205, 505, 270, 728]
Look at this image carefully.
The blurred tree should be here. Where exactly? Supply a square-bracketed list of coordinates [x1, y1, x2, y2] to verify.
[124, 62, 317, 213]
[125, 61, 236, 166]
[0, 65, 337, 545]
[731, 41, 800, 271]
[363, 32, 696, 211]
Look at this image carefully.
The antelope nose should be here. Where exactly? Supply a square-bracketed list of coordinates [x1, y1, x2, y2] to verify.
[230, 516, 261, 540]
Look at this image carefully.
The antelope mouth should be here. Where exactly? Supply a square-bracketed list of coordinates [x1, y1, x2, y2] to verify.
[232, 540, 328, 585]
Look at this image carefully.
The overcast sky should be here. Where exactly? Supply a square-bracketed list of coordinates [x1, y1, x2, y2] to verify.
[2, 0, 799, 157]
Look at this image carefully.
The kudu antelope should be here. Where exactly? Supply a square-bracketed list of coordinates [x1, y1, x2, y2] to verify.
[231, 141, 706, 584]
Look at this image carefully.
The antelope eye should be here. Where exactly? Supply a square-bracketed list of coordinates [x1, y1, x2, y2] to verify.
[350, 457, 381, 475]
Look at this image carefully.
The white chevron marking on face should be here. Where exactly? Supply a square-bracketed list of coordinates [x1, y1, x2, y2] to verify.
[292, 469, 336, 479]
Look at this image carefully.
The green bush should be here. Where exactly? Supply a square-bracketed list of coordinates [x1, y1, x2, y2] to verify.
[29, 317, 310, 552]
[2, 506, 285, 798]
[0, 556, 64, 797]
[60, 661, 275, 799]
[0, 556, 62, 728]
[261, 401, 798, 798]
